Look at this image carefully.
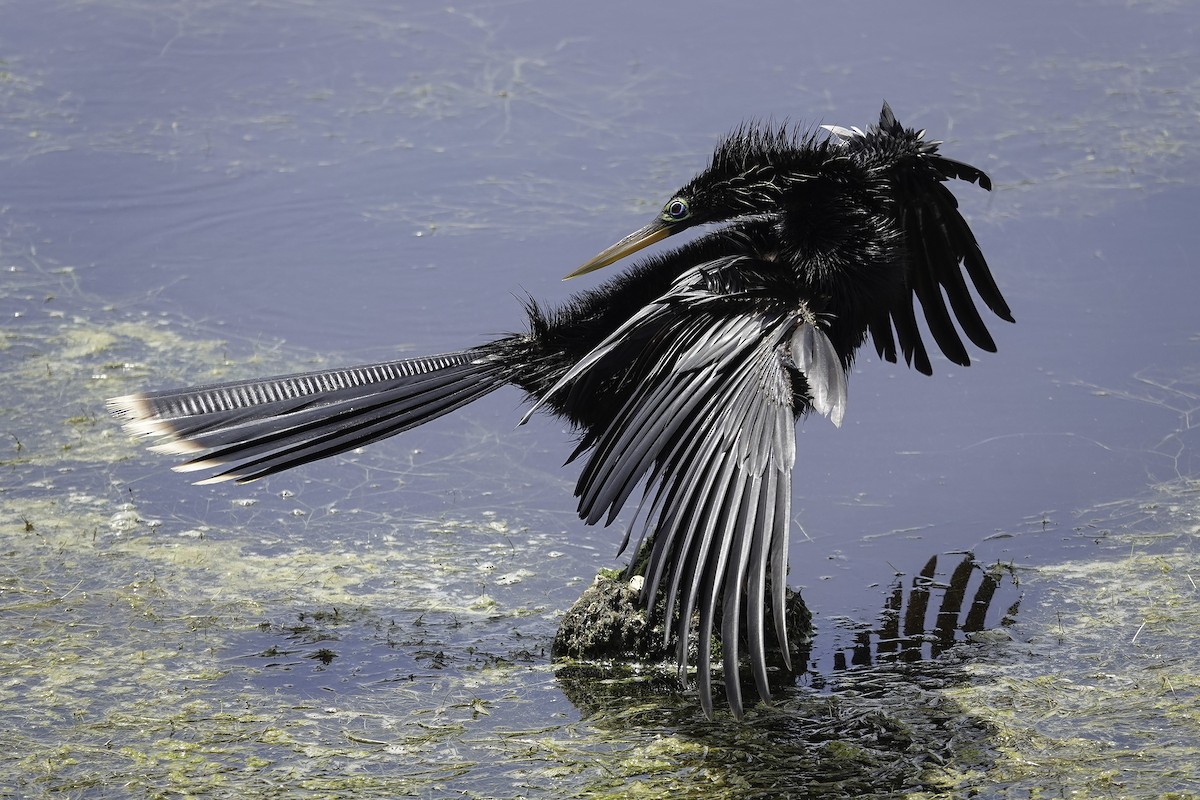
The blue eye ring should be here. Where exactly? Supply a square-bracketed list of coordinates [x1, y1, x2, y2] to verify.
[664, 198, 690, 221]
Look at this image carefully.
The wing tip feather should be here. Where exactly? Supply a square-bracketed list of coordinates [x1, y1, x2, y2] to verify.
[106, 392, 153, 421]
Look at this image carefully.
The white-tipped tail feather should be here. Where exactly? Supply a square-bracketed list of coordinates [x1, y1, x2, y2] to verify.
[108, 349, 508, 483]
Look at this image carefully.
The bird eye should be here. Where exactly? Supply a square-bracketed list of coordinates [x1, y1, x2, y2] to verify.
[664, 198, 690, 221]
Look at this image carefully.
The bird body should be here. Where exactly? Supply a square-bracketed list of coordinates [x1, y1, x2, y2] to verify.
[109, 103, 1012, 718]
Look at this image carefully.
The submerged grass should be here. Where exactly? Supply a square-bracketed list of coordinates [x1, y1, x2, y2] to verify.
[1, 258, 564, 796]
[927, 486, 1200, 798]
[4, 4, 1200, 787]
[4, 245, 1199, 798]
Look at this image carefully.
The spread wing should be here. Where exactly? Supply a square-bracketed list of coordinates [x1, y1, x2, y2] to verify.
[857, 102, 1015, 375]
[526, 257, 846, 717]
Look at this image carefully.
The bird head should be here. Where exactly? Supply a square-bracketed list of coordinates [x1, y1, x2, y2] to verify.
[565, 124, 827, 279]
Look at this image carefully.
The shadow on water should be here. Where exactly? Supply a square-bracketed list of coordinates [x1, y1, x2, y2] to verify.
[837, 553, 1020, 670]
[550, 552, 1020, 796]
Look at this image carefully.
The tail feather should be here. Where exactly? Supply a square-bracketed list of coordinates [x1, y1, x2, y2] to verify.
[108, 349, 509, 483]
[192, 366, 503, 483]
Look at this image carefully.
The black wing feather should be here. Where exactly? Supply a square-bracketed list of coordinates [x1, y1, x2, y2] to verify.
[525, 257, 842, 717]
[864, 102, 1013, 375]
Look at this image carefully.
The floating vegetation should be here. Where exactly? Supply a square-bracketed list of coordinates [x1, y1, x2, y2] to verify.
[4, 255, 1197, 795]
[4, 1, 1199, 794]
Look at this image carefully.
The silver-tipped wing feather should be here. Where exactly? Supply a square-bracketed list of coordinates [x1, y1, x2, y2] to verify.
[528, 257, 846, 717]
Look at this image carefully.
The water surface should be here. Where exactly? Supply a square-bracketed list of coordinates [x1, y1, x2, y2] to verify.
[3, 1, 1198, 796]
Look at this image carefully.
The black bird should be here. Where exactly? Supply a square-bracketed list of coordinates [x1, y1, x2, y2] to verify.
[108, 102, 1012, 718]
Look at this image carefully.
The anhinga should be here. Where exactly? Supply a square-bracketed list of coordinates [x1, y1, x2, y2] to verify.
[108, 102, 1012, 718]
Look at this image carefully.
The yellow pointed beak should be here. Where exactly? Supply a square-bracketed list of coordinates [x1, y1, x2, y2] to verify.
[564, 219, 676, 280]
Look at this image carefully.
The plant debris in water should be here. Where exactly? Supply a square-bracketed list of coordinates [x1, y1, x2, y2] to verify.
[4, 250, 1199, 798]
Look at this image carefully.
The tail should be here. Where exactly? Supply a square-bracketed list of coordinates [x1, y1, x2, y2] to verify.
[107, 346, 511, 484]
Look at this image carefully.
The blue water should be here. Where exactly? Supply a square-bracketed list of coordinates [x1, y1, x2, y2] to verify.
[3, 0, 1198, 793]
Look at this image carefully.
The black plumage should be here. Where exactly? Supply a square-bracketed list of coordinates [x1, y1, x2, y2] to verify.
[108, 102, 1012, 718]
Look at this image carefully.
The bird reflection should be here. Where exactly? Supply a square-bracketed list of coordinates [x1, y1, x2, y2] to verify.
[835, 553, 1020, 671]
[108, 103, 1012, 718]
[554, 552, 1018, 718]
